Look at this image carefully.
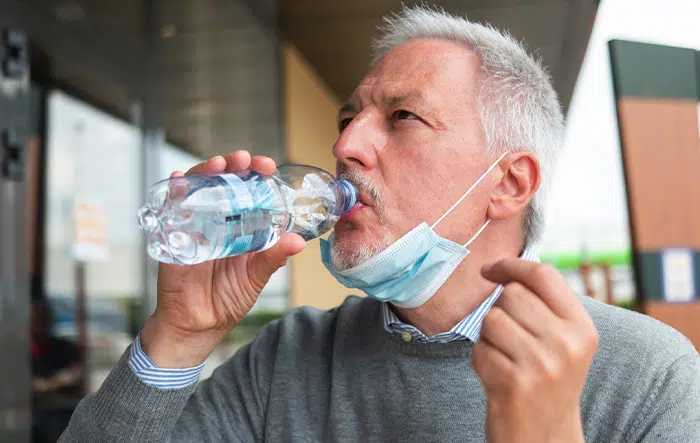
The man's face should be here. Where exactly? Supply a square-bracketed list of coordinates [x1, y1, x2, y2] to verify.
[331, 38, 498, 269]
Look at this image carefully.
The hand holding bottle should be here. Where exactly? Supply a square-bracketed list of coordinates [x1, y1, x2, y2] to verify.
[140, 152, 306, 368]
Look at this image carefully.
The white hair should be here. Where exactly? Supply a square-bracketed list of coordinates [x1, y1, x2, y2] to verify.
[372, 5, 564, 246]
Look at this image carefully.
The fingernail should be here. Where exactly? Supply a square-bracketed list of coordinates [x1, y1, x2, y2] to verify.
[481, 263, 493, 273]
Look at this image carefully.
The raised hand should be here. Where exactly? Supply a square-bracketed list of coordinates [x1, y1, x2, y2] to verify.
[473, 259, 599, 443]
[140, 151, 306, 367]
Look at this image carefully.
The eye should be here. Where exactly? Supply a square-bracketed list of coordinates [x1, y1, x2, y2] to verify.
[338, 117, 353, 132]
[392, 110, 420, 122]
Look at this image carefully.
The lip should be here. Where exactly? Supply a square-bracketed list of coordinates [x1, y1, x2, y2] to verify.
[340, 202, 368, 221]
[358, 190, 373, 207]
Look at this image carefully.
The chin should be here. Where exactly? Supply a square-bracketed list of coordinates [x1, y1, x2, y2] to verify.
[330, 225, 389, 270]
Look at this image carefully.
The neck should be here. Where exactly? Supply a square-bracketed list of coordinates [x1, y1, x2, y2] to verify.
[392, 226, 523, 337]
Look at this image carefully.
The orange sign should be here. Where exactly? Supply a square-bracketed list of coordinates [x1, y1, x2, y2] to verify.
[72, 199, 109, 262]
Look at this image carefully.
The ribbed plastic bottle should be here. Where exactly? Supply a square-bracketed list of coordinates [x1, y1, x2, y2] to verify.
[137, 164, 359, 265]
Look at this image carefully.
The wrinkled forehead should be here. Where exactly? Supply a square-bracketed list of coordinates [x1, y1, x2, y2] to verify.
[352, 38, 482, 109]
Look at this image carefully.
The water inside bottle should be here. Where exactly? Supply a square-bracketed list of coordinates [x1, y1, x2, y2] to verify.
[139, 167, 354, 264]
[141, 172, 291, 265]
[144, 207, 291, 265]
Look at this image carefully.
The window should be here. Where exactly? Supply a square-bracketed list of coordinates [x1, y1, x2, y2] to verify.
[45, 91, 143, 391]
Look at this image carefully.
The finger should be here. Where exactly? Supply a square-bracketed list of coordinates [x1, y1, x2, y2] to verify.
[495, 282, 562, 339]
[247, 232, 306, 292]
[187, 155, 227, 175]
[472, 338, 513, 390]
[223, 151, 252, 173]
[481, 259, 578, 320]
[249, 156, 277, 175]
[479, 306, 540, 364]
[167, 171, 188, 202]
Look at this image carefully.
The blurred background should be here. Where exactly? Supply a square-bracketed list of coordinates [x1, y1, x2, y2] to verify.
[0, 0, 698, 441]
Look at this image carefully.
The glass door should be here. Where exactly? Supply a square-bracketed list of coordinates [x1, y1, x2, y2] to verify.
[0, 27, 33, 443]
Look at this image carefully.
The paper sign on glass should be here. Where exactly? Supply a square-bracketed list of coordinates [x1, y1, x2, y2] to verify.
[661, 248, 695, 303]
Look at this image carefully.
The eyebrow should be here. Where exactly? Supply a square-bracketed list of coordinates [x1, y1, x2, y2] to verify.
[337, 93, 425, 120]
[338, 102, 358, 120]
[383, 95, 410, 108]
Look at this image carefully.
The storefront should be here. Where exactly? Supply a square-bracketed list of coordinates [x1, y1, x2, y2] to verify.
[0, 1, 286, 441]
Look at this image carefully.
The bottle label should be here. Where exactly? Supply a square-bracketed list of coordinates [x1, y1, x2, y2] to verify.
[215, 172, 280, 257]
[219, 173, 255, 211]
[215, 174, 253, 256]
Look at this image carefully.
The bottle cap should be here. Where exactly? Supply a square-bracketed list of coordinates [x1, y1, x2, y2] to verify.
[338, 180, 359, 213]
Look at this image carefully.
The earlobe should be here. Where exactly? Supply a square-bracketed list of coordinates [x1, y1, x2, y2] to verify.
[486, 152, 540, 221]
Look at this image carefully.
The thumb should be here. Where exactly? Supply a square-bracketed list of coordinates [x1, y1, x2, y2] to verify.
[248, 232, 306, 287]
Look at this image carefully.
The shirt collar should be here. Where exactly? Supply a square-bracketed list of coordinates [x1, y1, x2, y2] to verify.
[382, 246, 540, 343]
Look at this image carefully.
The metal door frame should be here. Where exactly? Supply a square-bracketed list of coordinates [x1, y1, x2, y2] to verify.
[0, 24, 31, 442]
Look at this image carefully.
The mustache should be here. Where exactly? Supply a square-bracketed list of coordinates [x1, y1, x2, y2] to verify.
[337, 168, 384, 210]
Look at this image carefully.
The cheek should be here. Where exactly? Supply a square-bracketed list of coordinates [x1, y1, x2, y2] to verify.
[386, 174, 439, 226]
[386, 161, 481, 230]
[380, 133, 472, 228]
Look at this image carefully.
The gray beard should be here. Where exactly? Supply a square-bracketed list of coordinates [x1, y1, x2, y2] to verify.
[329, 234, 389, 270]
[331, 169, 388, 270]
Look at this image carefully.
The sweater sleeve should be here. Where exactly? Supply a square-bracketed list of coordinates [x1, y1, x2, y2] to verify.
[624, 352, 700, 443]
[58, 320, 281, 443]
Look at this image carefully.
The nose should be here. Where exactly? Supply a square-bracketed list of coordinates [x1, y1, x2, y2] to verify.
[332, 110, 383, 171]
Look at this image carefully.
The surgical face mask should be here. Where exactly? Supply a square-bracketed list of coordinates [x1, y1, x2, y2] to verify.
[320, 152, 507, 309]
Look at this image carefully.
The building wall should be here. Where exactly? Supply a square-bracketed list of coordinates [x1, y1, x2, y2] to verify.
[283, 43, 355, 309]
[609, 39, 700, 349]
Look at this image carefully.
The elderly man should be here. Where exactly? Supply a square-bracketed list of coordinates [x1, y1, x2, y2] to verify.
[61, 6, 700, 443]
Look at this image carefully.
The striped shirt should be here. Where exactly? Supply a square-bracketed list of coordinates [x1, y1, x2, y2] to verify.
[128, 332, 206, 389]
[128, 248, 539, 388]
[383, 247, 539, 343]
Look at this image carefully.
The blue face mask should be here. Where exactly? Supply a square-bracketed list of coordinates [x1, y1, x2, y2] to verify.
[320, 153, 507, 309]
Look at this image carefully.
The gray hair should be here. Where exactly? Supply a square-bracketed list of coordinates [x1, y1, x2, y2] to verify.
[372, 5, 564, 246]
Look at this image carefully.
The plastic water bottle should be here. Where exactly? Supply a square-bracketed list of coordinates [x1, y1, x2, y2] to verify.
[137, 164, 359, 265]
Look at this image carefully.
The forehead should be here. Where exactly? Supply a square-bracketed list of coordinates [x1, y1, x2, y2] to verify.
[351, 38, 482, 106]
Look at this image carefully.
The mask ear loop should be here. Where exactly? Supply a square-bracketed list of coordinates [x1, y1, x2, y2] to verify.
[431, 151, 509, 233]
[463, 219, 490, 247]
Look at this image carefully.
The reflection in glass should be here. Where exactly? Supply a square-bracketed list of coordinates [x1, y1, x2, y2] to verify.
[45, 91, 142, 392]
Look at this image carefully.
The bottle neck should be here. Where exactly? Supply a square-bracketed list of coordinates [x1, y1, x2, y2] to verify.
[337, 180, 359, 214]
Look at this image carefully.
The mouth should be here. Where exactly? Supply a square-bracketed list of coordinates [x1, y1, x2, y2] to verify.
[357, 190, 373, 208]
[340, 202, 368, 221]
[335, 169, 379, 222]
[340, 189, 373, 221]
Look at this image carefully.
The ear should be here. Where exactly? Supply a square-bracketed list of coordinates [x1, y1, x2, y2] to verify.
[486, 151, 540, 221]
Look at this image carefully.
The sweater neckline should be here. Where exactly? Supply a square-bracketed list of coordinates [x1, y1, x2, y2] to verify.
[366, 299, 475, 358]
[379, 331, 475, 358]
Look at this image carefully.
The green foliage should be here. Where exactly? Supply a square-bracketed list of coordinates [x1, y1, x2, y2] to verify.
[615, 298, 639, 312]
[540, 249, 633, 270]
[227, 310, 285, 346]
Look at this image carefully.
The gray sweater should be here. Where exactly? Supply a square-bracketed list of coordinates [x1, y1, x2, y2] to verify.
[60, 295, 700, 442]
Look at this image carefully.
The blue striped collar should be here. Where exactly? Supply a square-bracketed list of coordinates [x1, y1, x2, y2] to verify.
[382, 247, 540, 343]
